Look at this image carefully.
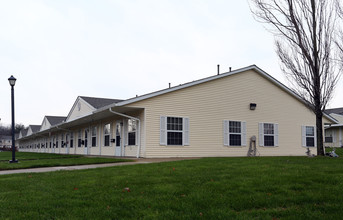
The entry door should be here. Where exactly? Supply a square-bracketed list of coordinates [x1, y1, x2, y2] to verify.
[84, 129, 89, 155]
[115, 122, 122, 156]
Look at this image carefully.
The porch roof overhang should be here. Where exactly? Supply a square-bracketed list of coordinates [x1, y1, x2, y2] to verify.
[18, 106, 143, 141]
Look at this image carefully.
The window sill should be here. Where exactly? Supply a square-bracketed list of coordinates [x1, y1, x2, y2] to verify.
[225, 145, 246, 148]
[260, 146, 279, 148]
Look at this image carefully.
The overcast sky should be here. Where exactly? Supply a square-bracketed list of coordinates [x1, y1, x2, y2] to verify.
[1, 0, 342, 126]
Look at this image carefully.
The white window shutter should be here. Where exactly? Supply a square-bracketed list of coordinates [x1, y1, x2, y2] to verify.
[314, 126, 317, 147]
[241, 121, 247, 146]
[160, 116, 167, 145]
[259, 123, 264, 146]
[183, 117, 189, 146]
[332, 130, 336, 145]
[274, 123, 279, 146]
[301, 126, 306, 147]
[223, 120, 229, 146]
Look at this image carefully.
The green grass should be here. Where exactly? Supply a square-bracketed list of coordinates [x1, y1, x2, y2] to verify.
[1, 156, 343, 219]
[0, 152, 132, 170]
[0, 151, 82, 161]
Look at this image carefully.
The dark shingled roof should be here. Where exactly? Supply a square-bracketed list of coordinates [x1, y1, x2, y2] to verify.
[29, 125, 41, 133]
[46, 116, 66, 126]
[80, 96, 123, 109]
[325, 107, 343, 116]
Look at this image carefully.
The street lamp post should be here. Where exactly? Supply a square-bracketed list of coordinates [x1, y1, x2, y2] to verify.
[8, 75, 18, 163]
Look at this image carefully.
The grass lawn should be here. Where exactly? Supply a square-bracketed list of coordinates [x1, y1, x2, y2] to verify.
[1, 155, 343, 219]
[0, 152, 132, 170]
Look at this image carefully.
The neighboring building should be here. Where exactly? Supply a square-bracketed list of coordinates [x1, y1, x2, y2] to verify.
[18, 65, 337, 157]
[0, 135, 12, 150]
[0, 134, 19, 150]
[324, 107, 343, 148]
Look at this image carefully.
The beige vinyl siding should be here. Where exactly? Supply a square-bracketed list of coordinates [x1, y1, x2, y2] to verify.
[126, 69, 321, 158]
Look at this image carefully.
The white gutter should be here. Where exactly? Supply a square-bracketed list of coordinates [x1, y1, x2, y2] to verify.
[108, 108, 141, 158]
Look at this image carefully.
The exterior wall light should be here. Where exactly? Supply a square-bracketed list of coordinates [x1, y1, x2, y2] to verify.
[250, 103, 257, 110]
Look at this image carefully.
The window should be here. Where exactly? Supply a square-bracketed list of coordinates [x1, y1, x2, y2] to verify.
[128, 119, 137, 146]
[223, 120, 246, 146]
[104, 124, 111, 146]
[160, 116, 189, 146]
[259, 123, 279, 147]
[70, 132, 74, 148]
[65, 133, 69, 148]
[78, 130, 82, 147]
[56, 137, 59, 148]
[61, 134, 64, 148]
[302, 126, 316, 147]
[92, 127, 97, 147]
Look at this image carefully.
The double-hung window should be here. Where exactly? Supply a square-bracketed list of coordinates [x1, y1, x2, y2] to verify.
[70, 132, 74, 148]
[56, 136, 59, 148]
[104, 124, 111, 146]
[302, 126, 316, 147]
[160, 116, 189, 146]
[259, 123, 279, 147]
[223, 120, 246, 146]
[92, 127, 97, 147]
[61, 134, 64, 148]
[78, 130, 82, 147]
[128, 119, 137, 146]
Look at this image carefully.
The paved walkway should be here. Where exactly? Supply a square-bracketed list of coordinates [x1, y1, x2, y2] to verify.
[0, 157, 199, 175]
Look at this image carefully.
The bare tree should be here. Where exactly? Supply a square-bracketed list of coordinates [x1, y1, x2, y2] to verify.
[250, 0, 343, 156]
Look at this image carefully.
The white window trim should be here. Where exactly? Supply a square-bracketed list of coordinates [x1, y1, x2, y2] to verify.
[103, 123, 111, 147]
[259, 122, 279, 147]
[127, 119, 137, 146]
[91, 126, 97, 147]
[160, 116, 189, 146]
[70, 132, 74, 148]
[223, 120, 246, 147]
[302, 125, 316, 148]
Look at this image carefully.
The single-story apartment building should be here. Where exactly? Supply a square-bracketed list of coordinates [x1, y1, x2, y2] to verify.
[18, 65, 338, 158]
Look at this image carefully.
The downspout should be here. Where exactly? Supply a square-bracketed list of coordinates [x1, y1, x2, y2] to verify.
[109, 108, 141, 158]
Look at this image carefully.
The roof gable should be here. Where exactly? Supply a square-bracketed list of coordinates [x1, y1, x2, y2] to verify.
[94, 65, 336, 123]
[40, 116, 66, 131]
[19, 128, 28, 138]
[27, 125, 40, 136]
[66, 97, 96, 122]
[66, 96, 121, 122]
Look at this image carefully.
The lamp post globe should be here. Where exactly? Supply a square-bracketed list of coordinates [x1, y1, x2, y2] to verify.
[8, 75, 18, 163]
[8, 75, 16, 86]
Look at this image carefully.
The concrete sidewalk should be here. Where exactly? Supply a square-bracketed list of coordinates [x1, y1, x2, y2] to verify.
[0, 157, 199, 175]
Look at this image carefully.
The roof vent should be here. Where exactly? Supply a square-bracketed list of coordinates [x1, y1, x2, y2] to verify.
[217, 64, 220, 75]
[229, 67, 232, 72]
[169, 83, 171, 88]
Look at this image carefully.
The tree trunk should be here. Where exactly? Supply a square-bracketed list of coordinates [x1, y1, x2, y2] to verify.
[316, 109, 325, 156]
